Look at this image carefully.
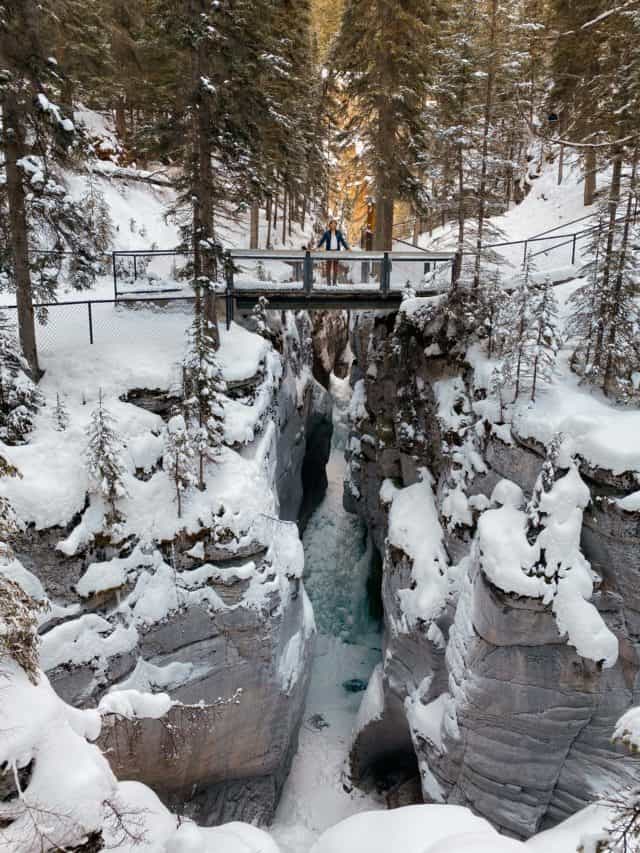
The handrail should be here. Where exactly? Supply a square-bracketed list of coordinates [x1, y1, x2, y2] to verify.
[229, 249, 455, 262]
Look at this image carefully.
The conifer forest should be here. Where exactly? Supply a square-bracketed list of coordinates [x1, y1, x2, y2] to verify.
[2, 2, 640, 853]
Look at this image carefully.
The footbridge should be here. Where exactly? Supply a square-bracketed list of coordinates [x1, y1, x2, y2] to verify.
[223, 249, 455, 326]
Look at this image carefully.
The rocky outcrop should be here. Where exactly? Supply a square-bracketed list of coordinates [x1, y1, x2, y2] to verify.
[311, 310, 350, 389]
[12, 313, 332, 826]
[346, 307, 640, 838]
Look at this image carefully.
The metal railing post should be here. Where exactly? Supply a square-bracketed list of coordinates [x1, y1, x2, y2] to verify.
[133, 255, 138, 281]
[522, 240, 528, 263]
[303, 250, 313, 296]
[87, 301, 94, 345]
[224, 250, 234, 331]
[112, 252, 118, 300]
[571, 233, 577, 265]
[382, 252, 391, 297]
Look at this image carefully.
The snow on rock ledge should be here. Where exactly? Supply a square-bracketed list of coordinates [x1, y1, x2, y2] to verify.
[345, 309, 640, 838]
[2, 312, 329, 827]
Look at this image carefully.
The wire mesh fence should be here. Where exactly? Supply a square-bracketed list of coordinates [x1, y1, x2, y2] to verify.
[0, 296, 198, 359]
[113, 251, 196, 298]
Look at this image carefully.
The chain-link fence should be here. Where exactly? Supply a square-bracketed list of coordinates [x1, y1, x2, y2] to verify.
[113, 251, 196, 298]
[0, 296, 197, 359]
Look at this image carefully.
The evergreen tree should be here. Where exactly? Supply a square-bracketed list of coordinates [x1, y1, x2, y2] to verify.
[567, 151, 640, 398]
[0, 313, 42, 445]
[430, 0, 480, 285]
[251, 295, 271, 339]
[548, 0, 609, 205]
[85, 390, 128, 525]
[0, 453, 21, 548]
[527, 278, 561, 402]
[182, 306, 226, 491]
[526, 432, 563, 541]
[52, 393, 69, 432]
[0, 0, 114, 375]
[489, 362, 509, 423]
[477, 267, 507, 358]
[331, 0, 440, 249]
[503, 253, 535, 401]
[163, 413, 196, 519]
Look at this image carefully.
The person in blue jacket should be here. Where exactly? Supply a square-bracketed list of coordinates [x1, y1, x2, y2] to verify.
[317, 219, 350, 285]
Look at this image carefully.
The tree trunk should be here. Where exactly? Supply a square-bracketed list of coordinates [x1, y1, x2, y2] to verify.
[282, 188, 287, 245]
[593, 148, 622, 370]
[266, 195, 273, 249]
[412, 214, 420, 247]
[115, 98, 127, 140]
[584, 148, 597, 206]
[453, 141, 466, 288]
[191, 3, 218, 348]
[373, 0, 395, 252]
[603, 147, 638, 395]
[373, 99, 395, 251]
[3, 92, 40, 378]
[473, 0, 499, 290]
[557, 143, 564, 186]
[250, 202, 260, 249]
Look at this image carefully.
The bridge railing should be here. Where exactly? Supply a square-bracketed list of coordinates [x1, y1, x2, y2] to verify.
[226, 249, 455, 296]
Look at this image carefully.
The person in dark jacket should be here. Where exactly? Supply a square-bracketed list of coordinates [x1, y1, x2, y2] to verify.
[317, 219, 350, 285]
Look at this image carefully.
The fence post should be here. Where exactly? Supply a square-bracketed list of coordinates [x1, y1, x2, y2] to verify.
[571, 233, 577, 265]
[224, 250, 234, 331]
[522, 240, 528, 264]
[112, 252, 118, 300]
[303, 250, 313, 296]
[381, 252, 391, 297]
[87, 301, 94, 345]
[133, 255, 138, 281]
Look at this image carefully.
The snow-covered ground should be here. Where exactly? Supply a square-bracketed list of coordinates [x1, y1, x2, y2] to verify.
[407, 152, 601, 285]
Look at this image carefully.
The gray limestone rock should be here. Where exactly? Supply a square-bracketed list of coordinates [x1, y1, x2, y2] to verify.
[346, 307, 640, 838]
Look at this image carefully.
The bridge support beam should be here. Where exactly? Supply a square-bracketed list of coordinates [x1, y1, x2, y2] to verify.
[224, 250, 235, 330]
[303, 250, 313, 296]
[381, 252, 391, 297]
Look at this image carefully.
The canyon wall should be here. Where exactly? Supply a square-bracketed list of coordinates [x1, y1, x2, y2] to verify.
[14, 313, 332, 826]
[346, 305, 640, 838]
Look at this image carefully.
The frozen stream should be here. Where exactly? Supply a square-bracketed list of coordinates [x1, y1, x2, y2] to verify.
[271, 377, 384, 852]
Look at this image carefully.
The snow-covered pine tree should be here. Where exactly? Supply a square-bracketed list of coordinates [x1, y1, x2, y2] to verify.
[0, 0, 114, 375]
[503, 253, 535, 401]
[526, 433, 563, 543]
[52, 393, 69, 432]
[548, 0, 606, 206]
[331, 0, 440, 249]
[251, 296, 271, 339]
[0, 313, 42, 445]
[163, 413, 196, 519]
[85, 390, 128, 526]
[476, 267, 508, 358]
[0, 453, 21, 548]
[402, 280, 417, 302]
[182, 306, 226, 491]
[430, 0, 481, 286]
[488, 363, 510, 423]
[526, 278, 561, 402]
[567, 154, 640, 398]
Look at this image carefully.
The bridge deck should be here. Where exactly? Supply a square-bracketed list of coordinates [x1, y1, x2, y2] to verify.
[233, 287, 440, 311]
[225, 248, 455, 324]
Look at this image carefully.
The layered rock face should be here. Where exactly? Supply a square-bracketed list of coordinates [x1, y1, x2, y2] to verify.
[12, 313, 331, 826]
[346, 307, 640, 837]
